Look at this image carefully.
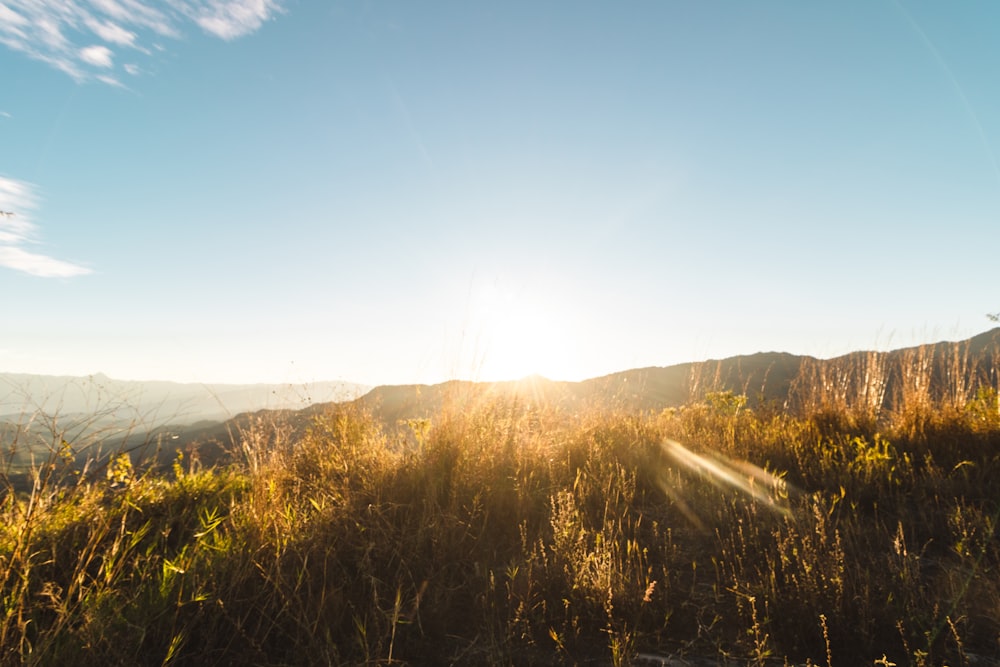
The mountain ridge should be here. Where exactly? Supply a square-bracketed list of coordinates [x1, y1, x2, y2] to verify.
[348, 329, 1000, 425]
[5, 328, 1000, 472]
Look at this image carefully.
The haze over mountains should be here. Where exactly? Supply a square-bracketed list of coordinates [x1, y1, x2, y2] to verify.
[4, 328, 1000, 465]
[0, 373, 369, 426]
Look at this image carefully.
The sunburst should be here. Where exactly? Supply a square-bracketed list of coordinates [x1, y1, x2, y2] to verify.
[466, 282, 577, 382]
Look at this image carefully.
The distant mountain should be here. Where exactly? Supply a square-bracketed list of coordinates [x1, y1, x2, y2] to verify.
[7, 329, 1000, 478]
[0, 373, 369, 486]
[0, 372, 370, 426]
[326, 328, 1000, 425]
[345, 351, 804, 426]
[159, 354, 812, 463]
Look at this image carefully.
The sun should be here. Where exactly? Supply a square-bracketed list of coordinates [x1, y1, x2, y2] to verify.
[464, 283, 579, 382]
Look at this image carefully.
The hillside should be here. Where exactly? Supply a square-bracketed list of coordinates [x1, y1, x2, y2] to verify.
[350, 328, 1000, 425]
[3, 337, 1000, 665]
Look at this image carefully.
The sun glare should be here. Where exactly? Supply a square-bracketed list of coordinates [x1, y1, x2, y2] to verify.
[464, 283, 577, 382]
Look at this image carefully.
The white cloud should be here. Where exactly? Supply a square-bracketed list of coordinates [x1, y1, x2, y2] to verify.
[0, 0, 284, 83]
[96, 73, 123, 86]
[0, 4, 28, 28]
[35, 17, 69, 51]
[79, 44, 113, 66]
[188, 0, 282, 40]
[89, 0, 177, 38]
[0, 246, 92, 278]
[0, 177, 92, 278]
[0, 111, 10, 118]
[123, 63, 139, 75]
[0, 177, 38, 241]
[85, 17, 136, 46]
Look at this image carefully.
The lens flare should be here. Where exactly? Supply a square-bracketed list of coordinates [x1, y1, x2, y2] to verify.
[659, 438, 793, 525]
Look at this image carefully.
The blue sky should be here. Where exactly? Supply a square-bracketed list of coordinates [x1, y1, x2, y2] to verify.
[2, 1, 999, 386]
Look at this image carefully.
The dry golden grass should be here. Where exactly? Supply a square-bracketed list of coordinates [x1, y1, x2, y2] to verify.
[2, 353, 1000, 665]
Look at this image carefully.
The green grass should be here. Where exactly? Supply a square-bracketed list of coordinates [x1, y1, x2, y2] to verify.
[2, 371, 1000, 665]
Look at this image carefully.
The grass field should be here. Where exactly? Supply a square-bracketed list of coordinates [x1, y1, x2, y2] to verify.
[2, 350, 999, 665]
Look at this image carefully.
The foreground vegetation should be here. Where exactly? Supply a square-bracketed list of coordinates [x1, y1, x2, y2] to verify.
[2, 355, 1000, 665]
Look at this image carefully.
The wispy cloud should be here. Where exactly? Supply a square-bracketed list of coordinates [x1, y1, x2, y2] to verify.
[96, 73, 124, 87]
[188, 0, 278, 40]
[0, 177, 91, 278]
[80, 44, 113, 67]
[0, 0, 284, 83]
[84, 17, 137, 47]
